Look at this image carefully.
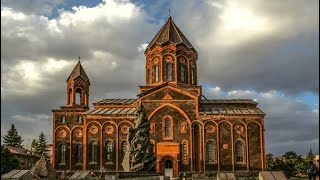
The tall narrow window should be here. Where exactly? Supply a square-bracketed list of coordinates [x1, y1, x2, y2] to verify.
[106, 141, 113, 163]
[78, 116, 82, 124]
[180, 65, 185, 82]
[146, 69, 150, 84]
[75, 88, 82, 105]
[61, 116, 66, 124]
[165, 118, 171, 137]
[122, 141, 127, 156]
[91, 141, 98, 163]
[206, 140, 217, 163]
[191, 69, 195, 84]
[235, 140, 245, 163]
[182, 141, 188, 164]
[60, 144, 66, 164]
[154, 65, 159, 82]
[166, 63, 173, 81]
[76, 144, 83, 164]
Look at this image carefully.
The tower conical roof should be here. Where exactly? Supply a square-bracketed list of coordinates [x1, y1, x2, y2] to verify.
[66, 61, 90, 84]
[147, 16, 194, 50]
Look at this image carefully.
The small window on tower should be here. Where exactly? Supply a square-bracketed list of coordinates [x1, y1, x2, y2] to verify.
[154, 65, 159, 82]
[78, 116, 82, 124]
[180, 65, 185, 82]
[61, 116, 66, 124]
[166, 63, 173, 81]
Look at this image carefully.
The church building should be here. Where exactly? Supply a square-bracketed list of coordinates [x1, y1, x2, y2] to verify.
[52, 16, 266, 177]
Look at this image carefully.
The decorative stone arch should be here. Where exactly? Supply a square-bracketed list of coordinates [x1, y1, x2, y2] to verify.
[159, 155, 178, 177]
[148, 103, 192, 127]
[117, 120, 134, 127]
[247, 121, 263, 171]
[54, 125, 71, 135]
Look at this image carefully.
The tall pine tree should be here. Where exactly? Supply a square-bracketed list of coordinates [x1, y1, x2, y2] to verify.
[31, 139, 37, 152]
[36, 132, 47, 154]
[306, 148, 314, 162]
[3, 124, 23, 148]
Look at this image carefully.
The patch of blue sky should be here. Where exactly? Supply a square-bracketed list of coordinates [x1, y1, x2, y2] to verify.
[48, 0, 102, 19]
[295, 91, 319, 108]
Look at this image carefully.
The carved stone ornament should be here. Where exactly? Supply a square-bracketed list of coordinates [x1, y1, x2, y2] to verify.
[75, 129, 83, 138]
[89, 125, 98, 134]
[191, 61, 195, 68]
[223, 144, 228, 149]
[121, 125, 129, 134]
[180, 122, 187, 134]
[105, 125, 114, 134]
[150, 123, 155, 134]
[180, 57, 186, 64]
[58, 130, 67, 138]
[234, 125, 244, 134]
[154, 58, 159, 64]
[207, 125, 215, 133]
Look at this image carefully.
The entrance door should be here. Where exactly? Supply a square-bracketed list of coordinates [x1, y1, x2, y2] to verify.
[164, 159, 173, 179]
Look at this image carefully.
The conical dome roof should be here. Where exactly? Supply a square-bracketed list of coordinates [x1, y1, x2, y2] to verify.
[66, 60, 90, 84]
[147, 16, 194, 50]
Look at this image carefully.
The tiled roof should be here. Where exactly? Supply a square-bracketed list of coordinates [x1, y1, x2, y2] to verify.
[85, 107, 137, 115]
[94, 98, 138, 105]
[147, 16, 194, 49]
[5, 146, 41, 157]
[200, 99, 257, 104]
[199, 107, 265, 115]
[66, 61, 90, 83]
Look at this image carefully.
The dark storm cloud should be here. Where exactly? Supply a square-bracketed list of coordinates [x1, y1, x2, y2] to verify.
[1, 0, 318, 155]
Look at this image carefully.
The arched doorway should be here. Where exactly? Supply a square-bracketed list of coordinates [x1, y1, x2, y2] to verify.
[160, 156, 175, 179]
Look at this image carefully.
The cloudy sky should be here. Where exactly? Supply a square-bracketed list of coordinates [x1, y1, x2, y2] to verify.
[1, 0, 319, 156]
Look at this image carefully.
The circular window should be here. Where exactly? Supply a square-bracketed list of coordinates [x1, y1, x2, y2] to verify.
[75, 129, 83, 138]
[58, 129, 67, 138]
[207, 125, 216, 133]
[89, 125, 98, 134]
[105, 125, 114, 134]
[121, 125, 129, 134]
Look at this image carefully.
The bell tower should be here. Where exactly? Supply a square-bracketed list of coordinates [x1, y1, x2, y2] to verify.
[144, 16, 198, 86]
[65, 59, 90, 109]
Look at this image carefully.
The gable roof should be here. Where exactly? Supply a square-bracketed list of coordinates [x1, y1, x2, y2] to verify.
[147, 16, 195, 50]
[137, 82, 199, 98]
[66, 61, 90, 84]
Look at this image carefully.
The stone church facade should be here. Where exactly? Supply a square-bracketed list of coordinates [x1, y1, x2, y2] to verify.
[52, 16, 266, 177]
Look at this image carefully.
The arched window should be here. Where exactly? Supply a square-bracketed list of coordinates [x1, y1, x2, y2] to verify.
[91, 141, 98, 163]
[165, 118, 171, 137]
[154, 65, 159, 82]
[76, 144, 83, 164]
[180, 65, 185, 82]
[61, 116, 66, 124]
[206, 140, 217, 163]
[166, 63, 173, 81]
[60, 144, 66, 164]
[78, 116, 82, 124]
[191, 69, 195, 84]
[105, 140, 113, 163]
[235, 140, 245, 163]
[163, 116, 173, 140]
[75, 88, 82, 105]
[182, 140, 188, 164]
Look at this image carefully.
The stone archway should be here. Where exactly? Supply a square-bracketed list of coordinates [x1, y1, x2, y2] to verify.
[160, 156, 176, 178]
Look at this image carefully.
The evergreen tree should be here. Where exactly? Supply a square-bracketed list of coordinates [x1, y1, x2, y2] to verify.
[306, 148, 314, 162]
[266, 153, 274, 170]
[31, 139, 37, 151]
[3, 124, 23, 148]
[36, 132, 47, 154]
[1, 145, 19, 175]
